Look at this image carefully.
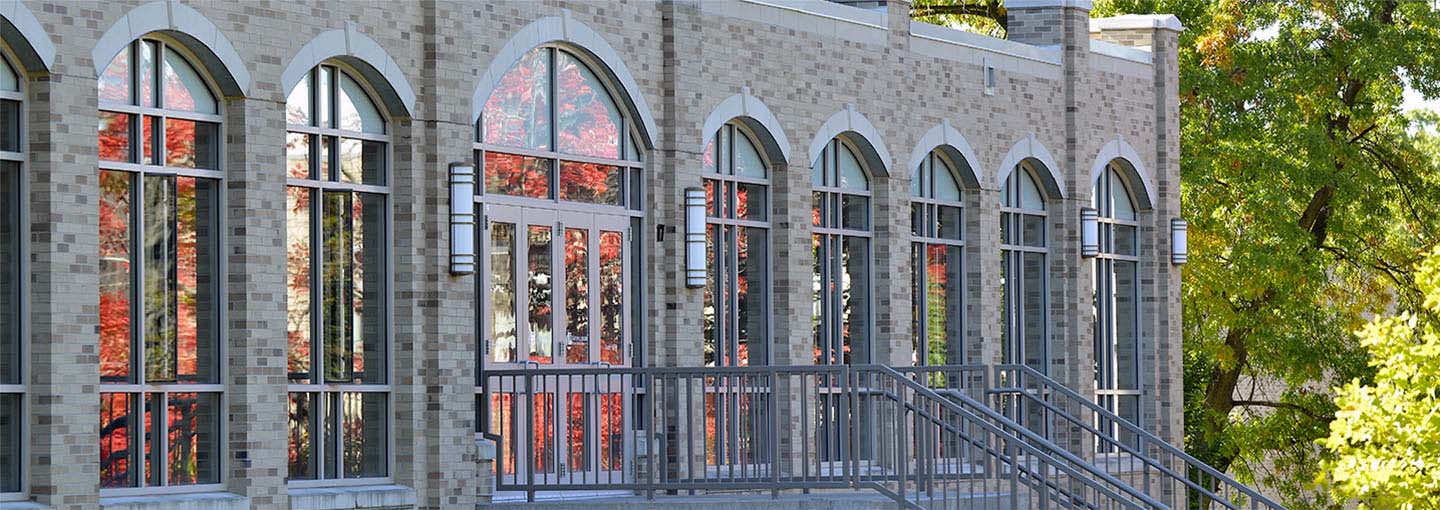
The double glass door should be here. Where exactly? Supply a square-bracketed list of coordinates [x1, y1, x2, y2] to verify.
[482, 204, 632, 484]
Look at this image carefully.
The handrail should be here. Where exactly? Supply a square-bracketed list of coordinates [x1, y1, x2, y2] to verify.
[480, 363, 1174, 509]
[991, 364, 1285, 510]
[872, 366, 1170, 510]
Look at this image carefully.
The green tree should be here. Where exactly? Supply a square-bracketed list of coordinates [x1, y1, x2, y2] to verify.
[907, 1, 1440, 507]
[1323, 247, 1440, 510]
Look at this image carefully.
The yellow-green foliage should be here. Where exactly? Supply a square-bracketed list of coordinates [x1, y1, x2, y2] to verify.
[1323, 248, 1440, 510]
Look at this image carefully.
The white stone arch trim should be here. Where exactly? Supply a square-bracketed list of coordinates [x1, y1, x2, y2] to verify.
[280, 21, 418, 119]
[1087, 136, 1156, 210]
[699, 87, 792, 165]
[471, 11, 659, 149]
[995, 132, 1066, 199]
[907, 119, 984, 189]
[92, 0, 251, 97]
[808, 104, 892, 177]
[0, 0, 55, 73]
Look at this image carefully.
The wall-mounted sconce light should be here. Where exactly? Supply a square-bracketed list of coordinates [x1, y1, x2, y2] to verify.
[684, 187, 706, 288]
[1080, 207, 1099, 257]
[1171, 218, 1188, 265]
[450, 163, 476, 275]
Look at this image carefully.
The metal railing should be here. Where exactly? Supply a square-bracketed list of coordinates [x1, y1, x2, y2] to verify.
[930, 364, 1282, 510]
[481, 364, 1170, 510]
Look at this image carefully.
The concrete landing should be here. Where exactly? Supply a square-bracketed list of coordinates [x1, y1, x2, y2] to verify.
[484, 489, 1021, 510]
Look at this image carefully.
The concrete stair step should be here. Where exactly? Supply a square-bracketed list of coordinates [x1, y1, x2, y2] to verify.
[484, 489, 1022, 510]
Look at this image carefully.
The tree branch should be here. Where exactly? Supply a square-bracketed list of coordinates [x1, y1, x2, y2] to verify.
[1232, 400, 1335, 422]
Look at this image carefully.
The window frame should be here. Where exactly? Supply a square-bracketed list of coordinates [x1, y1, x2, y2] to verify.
[999, 162, 1050, 375]
[703, 122, 772, 368]
[96, 35, 228, 497]
[1092, 162, 1144, 454]
[812, 137, 874, 366]
[0, 45, 27, 504]
[909, 150, 965, 367]
[284, 61, 396, 489]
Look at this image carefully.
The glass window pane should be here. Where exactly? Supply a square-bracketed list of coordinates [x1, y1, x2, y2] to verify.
[355, 193, 385, 384]
[100, 393, 139, 488]
[1019, 167, 1045, 211]
[287, 187, 313, 383]
[528, 225, 553, 364]
[1115, 225, 1137, 256]
[319, 136, 333, 181]
[599, 230, 624, 365]
[703, 224, 716, 367]
[841, 194, 869, 231]
[1115, 260, 1139, 390]
[735, 182, 766, 221]
[1022, 214, 1045, 247]
[99, 111, 133, 163]
[811, 154, 825, 188]
[0, 100, 20, 153]
[287, 72, 312, 126]
[321, 192, 384, 384]
[142, 116, 158, 165]
[143, 176, 218, 384]
[564, 228, 589, 364]
[937, 205, 963, 240]
[490, 222, 517, 363]
[933, 159, 962, 202]
[0, 57, 18, 93]
[629, 137, 642, 162]
[166, 392, 220, 485]
[99, 45, 132, 105]
[704, 179, 718, 217]
[339, 138, 385, 186]
[287, 392, 317, 480]
[0, 162, 17, 385]
[162, 47, 217, 114]
[911, 203, 924, 237]
[811, 192, 823, 227]
[837, 144, 868, 191]
[1111, 171, 1137, 221]
[341, 392, 387, 478]
[139, 41, 157, 108]
[1022, 252, 1046, 374]
[338, 73, 384, 134]
[482, 48, 551, 150]
[812, 234, 825, 364]
[164, 119, 221, 170]
[1000, 212, 1012, 245]
[736, 227, 767, 366]
[556, 51, 621, 159]
[0, 394, 18, 492]
[840, 236, 870, 364]
[484, 152, 549, 199]
[910, 162, 923, 198]
[559, 161, 622, 205]
[703, 139, 717, 174]
[287, 133, 311, 180]
[318, 67, 333, 129]
[733, 130, 766, 179]
[925, 244, 964, 365]
[100, 170, 134, 383]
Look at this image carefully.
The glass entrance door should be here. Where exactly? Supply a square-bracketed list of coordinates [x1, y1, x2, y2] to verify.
[482, 204, 632, 485]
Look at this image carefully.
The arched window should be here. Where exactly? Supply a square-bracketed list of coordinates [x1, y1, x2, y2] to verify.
[812, 138, 872, 366]
[0, 50, 25, 501]
[1000, 163, 1048, 376]
[910, 150, 964, 366]
[285, 62, 390, 483]
[703, 124, 770, 368]
[475, 45, 643, 481]
[97, 37, 224, 491]
[1093, 163, 1141, 451]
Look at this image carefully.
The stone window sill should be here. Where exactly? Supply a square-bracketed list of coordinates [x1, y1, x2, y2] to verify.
[100, 492, 249, 510]
[1, 500, 51, 510]
[289, 484, 416, 510]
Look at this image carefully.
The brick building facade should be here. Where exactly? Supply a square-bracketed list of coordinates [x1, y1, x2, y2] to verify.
[0, 0, 1185, 509]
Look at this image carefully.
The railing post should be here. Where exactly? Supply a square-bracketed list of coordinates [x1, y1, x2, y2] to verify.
[525, 371, 536, 503]
[769, 367, 780, 499]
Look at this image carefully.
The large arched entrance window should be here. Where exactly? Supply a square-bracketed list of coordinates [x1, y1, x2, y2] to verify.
[284, 61, 392, 484]
[812, 138, 872, 366]
[1093, 163, 1142, 451]
[0, 48, 25, 502]
[1000, 162, 1048, 375]
[97, 36, 225, 492]
[475, 45, 643, 484]
[910, 150, 965, 367]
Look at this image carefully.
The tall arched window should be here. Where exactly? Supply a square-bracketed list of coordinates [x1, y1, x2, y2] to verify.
[1093, 163, 1141, 450]
[97, 37, 224, 491]
[475, 45, 642, 481]
[1000, 163, 1048, 376]
[910, 151, 965, 366]
[812, 138, 872, 366]
[285, 62, 390, 483]
[0, 50, 25, 501]
[703, 124, 769, 367]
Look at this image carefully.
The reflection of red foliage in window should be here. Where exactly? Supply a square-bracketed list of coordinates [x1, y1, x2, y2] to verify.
[483, 50, 549, 150]
[100, 171, 131, 379]
[556, 55, 619, 159]
[486, 152, 548, 199]
[558, 161, 620, 205]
